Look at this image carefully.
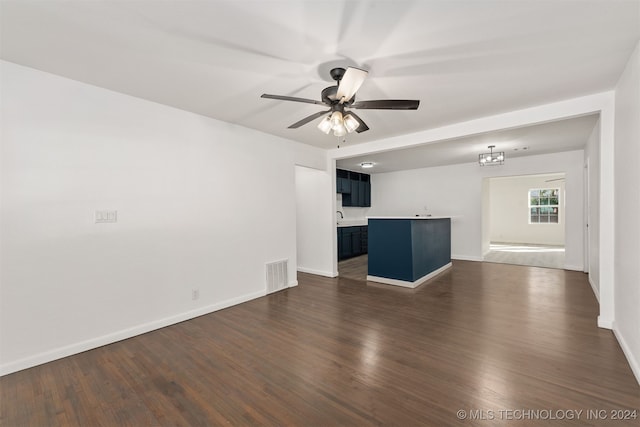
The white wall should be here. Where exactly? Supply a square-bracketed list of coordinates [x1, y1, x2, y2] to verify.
[481, 179, 491, 256]
[370, 150, 585, 268]
[585, 119, 601, 298]
[0, 61, 327, 375]
[370, 163, 482, 261]
[336, 196, 371, 221]
[295, 166, 335, 277]
[613, 41, 640, 384]
[489, 175, 565, 245]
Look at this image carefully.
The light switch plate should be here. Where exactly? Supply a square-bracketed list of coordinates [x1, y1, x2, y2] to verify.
[95, 210, 118, 223]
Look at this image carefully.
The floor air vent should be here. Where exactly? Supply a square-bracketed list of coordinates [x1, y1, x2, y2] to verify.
[266, 259, 288, 294]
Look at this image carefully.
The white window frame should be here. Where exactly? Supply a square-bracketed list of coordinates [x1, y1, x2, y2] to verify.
[528, 188, 560, 224]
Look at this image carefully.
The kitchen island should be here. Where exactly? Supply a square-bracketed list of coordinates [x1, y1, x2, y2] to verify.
[367, 216, 452, 288]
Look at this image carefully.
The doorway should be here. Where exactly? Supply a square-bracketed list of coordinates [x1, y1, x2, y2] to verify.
[482, 173, 566, 269]
[294, 165, 334, 277]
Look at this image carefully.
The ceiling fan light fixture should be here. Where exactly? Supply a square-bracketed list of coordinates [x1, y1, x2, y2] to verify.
[330, 111, 343, 129]
[333, 123, 347, 137]
[317, 116, 332, 134]
[343, 114, 359, 133]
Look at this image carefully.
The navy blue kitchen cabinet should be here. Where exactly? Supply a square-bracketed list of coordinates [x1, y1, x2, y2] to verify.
[349, 178, 361, 206]
[336, 169, 351, 194]
[337, 226, 368, 260]
[360, 174, 371, 207]
[340, 227, 353, 259]
[337, 169, 371, 207]
[351, 227, 362, 255]
[360, 225, 368, 249]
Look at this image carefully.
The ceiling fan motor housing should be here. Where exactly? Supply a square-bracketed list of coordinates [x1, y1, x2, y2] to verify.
[329, 67, 346, 82]
[321, 86, 354, 107]
[322, 67, 357, 106]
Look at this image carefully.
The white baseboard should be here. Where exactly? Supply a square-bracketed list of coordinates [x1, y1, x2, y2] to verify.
[612, 321, 640, 386]
[452, 254, 483, 262]
[296, 267, 337, 278]
[588, 276, 600, 302]
[597, 315, 613, 329]
[564, 264, 584, 271]
[288, 280, 299, 287]
[367, 262, 452, 289]
[0, 289, 266, 377]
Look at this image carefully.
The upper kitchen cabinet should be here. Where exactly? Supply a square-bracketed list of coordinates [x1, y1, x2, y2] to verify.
[336, 169, 351, 194]
[361, 174, 371, 207]
[337, 169, 371, 207]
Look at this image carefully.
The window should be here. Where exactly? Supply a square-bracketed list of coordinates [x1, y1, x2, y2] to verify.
[529, 188, 559, 224]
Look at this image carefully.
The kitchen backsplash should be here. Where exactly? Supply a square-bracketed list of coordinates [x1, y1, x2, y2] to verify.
[337, 193, 370, 220]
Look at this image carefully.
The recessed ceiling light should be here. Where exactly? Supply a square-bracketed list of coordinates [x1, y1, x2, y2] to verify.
[360, 162, 375, 169]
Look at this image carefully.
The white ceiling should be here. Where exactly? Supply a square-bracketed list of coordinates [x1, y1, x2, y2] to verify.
[337, 113, 599, 173]
[1, 0, 638, 155]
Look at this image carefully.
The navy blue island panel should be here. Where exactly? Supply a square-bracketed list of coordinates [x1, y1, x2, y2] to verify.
[367, 217, 451, 287]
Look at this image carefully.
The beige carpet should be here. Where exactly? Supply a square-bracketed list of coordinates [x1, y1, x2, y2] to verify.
[483, 242, 565, 269]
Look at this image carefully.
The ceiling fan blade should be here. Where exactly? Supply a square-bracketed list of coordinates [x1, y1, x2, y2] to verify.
[261, 94, 325, 105]
[336, 67, 368, 103]
[351, 99, 420, 110]
[345, 111, 369, 133]
[288, 110, 332, 129]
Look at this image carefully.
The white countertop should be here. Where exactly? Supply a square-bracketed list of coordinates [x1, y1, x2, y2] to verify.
[338, 216, 453, 226]
[367, 215, 452, 220]
[337, 219, 368, 227]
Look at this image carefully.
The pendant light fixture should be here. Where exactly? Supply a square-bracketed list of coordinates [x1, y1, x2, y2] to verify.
[479, 145, 505, 166]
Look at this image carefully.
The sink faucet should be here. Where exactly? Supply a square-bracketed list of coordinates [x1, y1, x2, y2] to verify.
[337, 211, 344, 219]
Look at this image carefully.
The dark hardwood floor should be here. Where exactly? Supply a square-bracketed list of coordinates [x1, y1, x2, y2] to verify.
[338, 254, 368, 281]
[2, 260, 639, 426]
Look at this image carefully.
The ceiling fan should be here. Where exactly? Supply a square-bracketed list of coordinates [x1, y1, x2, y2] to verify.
[261, 67, 420, 137]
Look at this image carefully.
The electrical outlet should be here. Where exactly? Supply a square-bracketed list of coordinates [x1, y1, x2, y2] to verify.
[192, 289, 200, 301]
